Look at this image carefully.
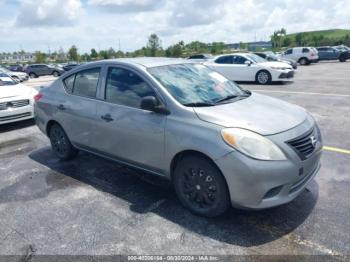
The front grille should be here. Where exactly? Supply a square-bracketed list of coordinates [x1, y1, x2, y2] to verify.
[0, 112, 31, 122]
[286, 128, 316, 160]
[0, 99, 30, 110]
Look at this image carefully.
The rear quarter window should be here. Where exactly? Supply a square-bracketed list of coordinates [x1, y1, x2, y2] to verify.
[63, 74, 75, 94]
[302, 48, 310, 53]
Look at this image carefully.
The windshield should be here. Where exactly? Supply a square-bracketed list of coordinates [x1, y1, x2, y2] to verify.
[245, 54, 267, 63]
[0, 73, 17, 86]
[148, 64, 245, 106]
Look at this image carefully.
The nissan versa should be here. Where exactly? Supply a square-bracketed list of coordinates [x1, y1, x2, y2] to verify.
[34, 58, 322, 217]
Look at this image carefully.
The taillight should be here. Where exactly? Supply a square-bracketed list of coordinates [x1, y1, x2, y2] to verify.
[310, 53, 315, 57]
[34, 93, 43, 102]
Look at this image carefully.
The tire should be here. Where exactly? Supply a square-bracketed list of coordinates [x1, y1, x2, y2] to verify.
[298, 57, 309, 65]
[29, 72, 37, 78]
[255, 70, 271, 85]
[52, 71, 60, 77]
[49, 124, 78, 161]
[173, 155, 230, 217]
[339, 56, 346, 62]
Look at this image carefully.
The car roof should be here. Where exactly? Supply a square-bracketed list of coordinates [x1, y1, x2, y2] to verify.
[83, 57, 194, 69]
[214, 53, 249, 58]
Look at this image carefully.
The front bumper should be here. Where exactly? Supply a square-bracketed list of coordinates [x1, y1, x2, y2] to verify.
[0, 100, 34, 125]
[271, 69, 294, 82]
[278, 70, 294, 79]
[215, 119, 322, 209]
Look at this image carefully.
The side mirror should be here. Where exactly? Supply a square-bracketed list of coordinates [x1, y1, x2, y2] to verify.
[245, 60, 252, 66]
[140, 96, 170, 115]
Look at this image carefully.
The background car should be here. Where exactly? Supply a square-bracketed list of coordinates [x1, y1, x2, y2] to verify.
[0, 66, 29, 82]
[0, 72, 38, 125]
[205, 53, 294, 84]
[254, 51, 298, 69]
[316, 46, 350, 62]
[280, 47, 319, 65]
[25, 64, 64, 78]
[8, 64, 25, 72]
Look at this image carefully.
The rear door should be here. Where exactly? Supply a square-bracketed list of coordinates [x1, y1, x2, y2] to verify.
[95, 65, 166, 172]
[55, 67, 101, 147]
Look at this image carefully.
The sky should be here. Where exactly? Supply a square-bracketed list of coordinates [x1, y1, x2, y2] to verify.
[0, 0, 349, 53]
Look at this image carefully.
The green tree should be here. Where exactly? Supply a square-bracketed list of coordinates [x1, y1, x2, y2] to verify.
[35, 51, 46, 63]
[147, 34, 161, 57]
[68, 45, 78, 61]
[99, 50, 109, 59]
[295, 33, 305, 46]
[210, 42, 225, 54]
[90, 48, 98, 59]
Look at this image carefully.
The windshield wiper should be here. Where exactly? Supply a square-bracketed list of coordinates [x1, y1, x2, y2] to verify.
[183, 102, 215, 107]
[214, 95, 239, 104]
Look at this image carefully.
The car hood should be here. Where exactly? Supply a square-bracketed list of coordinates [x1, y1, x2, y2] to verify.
[0, 83, 36, 100]
[257, 61, 293, 69]
[193, 93, 307, 135]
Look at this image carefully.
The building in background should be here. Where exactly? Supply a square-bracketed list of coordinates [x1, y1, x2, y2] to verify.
[0, 53, 36, 64]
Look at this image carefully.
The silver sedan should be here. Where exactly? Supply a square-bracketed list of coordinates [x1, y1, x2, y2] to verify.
[34, 58, 322, 217]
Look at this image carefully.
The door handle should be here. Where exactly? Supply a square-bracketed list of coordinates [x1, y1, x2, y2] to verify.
[101, 114, 114, 122]
[57, 104, 66, 110]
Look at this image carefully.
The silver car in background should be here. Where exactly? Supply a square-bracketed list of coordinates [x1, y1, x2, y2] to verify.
[34, 58, 322, 217]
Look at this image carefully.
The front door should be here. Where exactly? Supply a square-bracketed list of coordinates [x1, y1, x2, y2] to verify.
[95, 66, 166, 173]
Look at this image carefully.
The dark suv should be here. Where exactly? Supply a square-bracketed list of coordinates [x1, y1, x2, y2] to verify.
[25, 64, 64, 78]
[316, 46, 350, 62]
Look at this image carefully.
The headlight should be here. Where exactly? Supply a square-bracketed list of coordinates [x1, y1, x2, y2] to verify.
[221, 128, 286, 160]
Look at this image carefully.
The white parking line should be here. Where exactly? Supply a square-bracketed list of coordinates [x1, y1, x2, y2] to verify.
[251, 90, 350, 97]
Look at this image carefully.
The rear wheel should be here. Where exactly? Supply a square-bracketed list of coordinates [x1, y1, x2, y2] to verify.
[255, 70, 271, 85]
[173, 155, 230, 217]
[29, 72, 37, 78]
[49, 124, 78, 161]
[298, 57, 309, 65]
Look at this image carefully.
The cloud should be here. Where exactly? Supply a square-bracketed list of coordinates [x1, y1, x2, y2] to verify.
[169, 0, 224, 27]
[15, 0, 82, 27]
[1, 0, 349, 53]
[88, 0, 164, 13]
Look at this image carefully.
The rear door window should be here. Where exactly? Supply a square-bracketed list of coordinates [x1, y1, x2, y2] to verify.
[73, 68, 100, 98]
[215, 56, 233, 64]
[63, 68, 100, 98]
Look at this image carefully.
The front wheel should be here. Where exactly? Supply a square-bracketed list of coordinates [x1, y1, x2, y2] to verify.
[52, 71, 60, 77]
[49, 124, 78, 161]
[255, 70, 271, 85]
[339, 56, 346, 62]
[173, 155, 230, 217]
